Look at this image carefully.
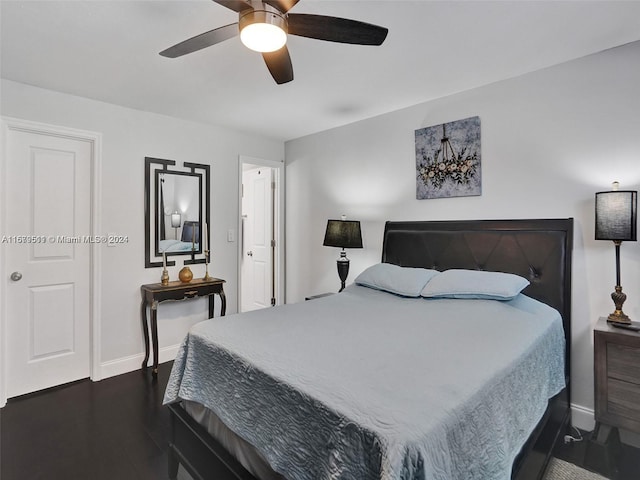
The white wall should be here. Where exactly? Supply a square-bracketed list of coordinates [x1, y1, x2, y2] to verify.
[285, 41, 640, 431]
[1, 79, 284, 378]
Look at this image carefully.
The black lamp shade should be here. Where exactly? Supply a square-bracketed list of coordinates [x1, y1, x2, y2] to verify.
[595, 190, 637, 241]
[181, 221, 200, 243]
[323, 220, 363, 249]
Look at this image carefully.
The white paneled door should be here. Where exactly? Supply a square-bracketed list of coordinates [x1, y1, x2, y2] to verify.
[241, 167, 274, 312]
[5, 127, 92, 398]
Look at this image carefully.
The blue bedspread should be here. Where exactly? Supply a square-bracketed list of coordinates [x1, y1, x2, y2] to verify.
[159, 239, 199, 252]
[164, 285, 565, 480]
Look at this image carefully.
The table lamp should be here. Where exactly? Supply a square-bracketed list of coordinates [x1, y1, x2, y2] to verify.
[323, 216, 363, 292]
[595, 182, 637, 325]
[171, 211, 182, 239]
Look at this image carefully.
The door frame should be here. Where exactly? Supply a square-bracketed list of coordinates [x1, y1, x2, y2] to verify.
[0, 117, 103, 407]
[237, 155, 285, 311]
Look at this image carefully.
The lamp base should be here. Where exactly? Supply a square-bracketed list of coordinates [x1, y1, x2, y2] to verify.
[607, 312, 631, 324]
[336, 251, 350, 292]
[608, 285, 630, 324]
[608, 320, 640, 332]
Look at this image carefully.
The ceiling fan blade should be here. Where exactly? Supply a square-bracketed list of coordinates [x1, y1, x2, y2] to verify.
[262, 46, 294, 84]
[288, 14, 388, 46]
[160, 23, 239, 58]
[212, 0, 253, 13]
[263, 0, 300, 13]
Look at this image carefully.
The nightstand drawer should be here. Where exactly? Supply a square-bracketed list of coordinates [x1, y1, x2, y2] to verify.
[595, 318, 640, 433]
[608, 342, 640, 384]
[608, 377, 640, 420]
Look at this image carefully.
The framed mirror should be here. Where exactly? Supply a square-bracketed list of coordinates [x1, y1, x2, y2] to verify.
[145, 157, 210, 268]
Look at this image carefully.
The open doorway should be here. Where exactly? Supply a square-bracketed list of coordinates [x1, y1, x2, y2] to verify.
[238, 156, 284, 312]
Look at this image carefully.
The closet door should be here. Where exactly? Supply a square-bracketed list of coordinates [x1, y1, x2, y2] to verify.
[5, 126, 92, 397]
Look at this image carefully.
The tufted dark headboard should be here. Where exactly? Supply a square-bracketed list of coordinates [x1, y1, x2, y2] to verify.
[382, 218, 573, 377]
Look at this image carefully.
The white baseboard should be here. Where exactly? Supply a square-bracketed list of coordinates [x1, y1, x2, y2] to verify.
[0, 345, 180, 407]
[570, 402, 596, 432]
[569, 402, 640, 447]
[97, 344, 181, 380]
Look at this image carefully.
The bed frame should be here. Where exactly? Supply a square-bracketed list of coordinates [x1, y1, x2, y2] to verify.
[168, 218, 573, 480]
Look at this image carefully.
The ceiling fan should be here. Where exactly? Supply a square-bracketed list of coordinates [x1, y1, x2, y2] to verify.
[160, 0, 388, 85]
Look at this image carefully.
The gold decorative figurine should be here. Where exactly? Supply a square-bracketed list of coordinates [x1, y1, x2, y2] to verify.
[161, 252, 169, 285]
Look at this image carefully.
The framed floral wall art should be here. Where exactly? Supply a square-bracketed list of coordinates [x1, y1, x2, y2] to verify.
[415, 116, 481, 199]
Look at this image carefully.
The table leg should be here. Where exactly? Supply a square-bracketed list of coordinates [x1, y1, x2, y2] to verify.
[151, 301, 159, 375]
[219, 289, 226, 316]
[208, 294, 214, 319]
[586, 422, 617, 474]
[141, 297, 150, 370]
[594, 422, 613, 444]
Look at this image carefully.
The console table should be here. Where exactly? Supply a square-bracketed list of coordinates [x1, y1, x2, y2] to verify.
[140, 277, 226, 374]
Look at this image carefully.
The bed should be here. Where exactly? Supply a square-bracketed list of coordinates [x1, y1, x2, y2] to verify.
[159, 221, 201, 253]
[164, 218, 573, 480]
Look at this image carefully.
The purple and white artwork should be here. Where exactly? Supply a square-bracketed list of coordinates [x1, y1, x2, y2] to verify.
[415, 116, 481, 199]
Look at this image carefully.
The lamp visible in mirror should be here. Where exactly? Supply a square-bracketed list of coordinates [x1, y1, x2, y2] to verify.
[171, 212, 182, 239]
[323, 216, 363, 292]
[595, 182, 637, 325]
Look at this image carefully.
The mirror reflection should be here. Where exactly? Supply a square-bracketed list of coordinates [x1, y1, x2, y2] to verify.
[145, 157, 210, 268]
[157, 172, 201, 254]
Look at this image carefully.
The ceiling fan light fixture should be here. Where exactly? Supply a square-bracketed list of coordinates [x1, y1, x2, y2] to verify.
[240, 10, 288, 53]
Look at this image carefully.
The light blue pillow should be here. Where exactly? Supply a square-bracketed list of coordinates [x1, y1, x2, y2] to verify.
[420, 269, 529, 300]
[355, 263, 439, 297]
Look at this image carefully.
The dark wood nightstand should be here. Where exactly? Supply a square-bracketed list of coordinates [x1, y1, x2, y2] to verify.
[140, 278, 226, 375]
[593, 317, 640, 443]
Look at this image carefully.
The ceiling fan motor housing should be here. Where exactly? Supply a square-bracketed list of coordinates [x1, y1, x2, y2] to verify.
[239, 2, 289, 36]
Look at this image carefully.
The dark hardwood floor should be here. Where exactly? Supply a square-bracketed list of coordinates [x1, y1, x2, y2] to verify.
[1, 363, 174, 480]
[553, 426, 640, 480]
[1, 362, 639, 480]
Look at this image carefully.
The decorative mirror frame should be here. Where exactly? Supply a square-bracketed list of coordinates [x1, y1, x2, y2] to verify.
[145, 157, 210, 268]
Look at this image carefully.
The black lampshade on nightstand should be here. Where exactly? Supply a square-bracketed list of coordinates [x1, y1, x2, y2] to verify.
[595, 185, 637, 325]
[323, 217, 363, 292]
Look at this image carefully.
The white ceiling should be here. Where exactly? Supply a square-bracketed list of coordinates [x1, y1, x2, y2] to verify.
[3, 1, 640, 142]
